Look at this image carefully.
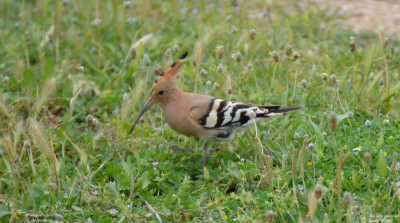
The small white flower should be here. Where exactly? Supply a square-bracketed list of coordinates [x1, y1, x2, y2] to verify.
[23, 140, 30, 148]
[249, 29, 256, 39]
[335, 80, 341, 88]
[125, 17, 137, 23]
[216, 45, 224, 59]
[199, 69, 208, 77]
[247, 63, 253, 69]
[234, 51, 242, 62]
[383, 119, 389, 126]
[293, 52, 300, 59]
[173, 44, 180, 52]
[143, 54, 151, 66]
[248, 110, 256, 119]
[368, 72, 374, 80]
[3, 76, 9, 83]
[307, 143, 315, 150]
[213, 82, 220, 90]
[165, 48, 172, 59]
[347, 111, 354, 119]
[76, 66, 85, 73]
[321, 73, 328, 80]
[231, 26, 238, 34]
[353, 147, 361, 155]
[378, 77, 384, 86]
[91, 18, 102, 26]
[216, 63, 224, 73]
[123, 93, 129, 102]
[300, 79, 307, 88]
[365, 120, 372, 128]
[108, 208, 118, 216]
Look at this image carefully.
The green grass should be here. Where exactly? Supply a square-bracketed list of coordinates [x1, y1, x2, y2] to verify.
[1, 0, 400, 222]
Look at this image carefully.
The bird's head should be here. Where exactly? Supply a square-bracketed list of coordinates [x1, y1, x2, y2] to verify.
[130, 52, 189, 133]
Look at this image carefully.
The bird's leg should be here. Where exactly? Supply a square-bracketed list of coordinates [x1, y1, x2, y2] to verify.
[171, 144, 195, 153]
[202, 142, 209, 170]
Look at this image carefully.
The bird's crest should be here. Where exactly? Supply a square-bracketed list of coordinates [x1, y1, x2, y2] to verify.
[159, 52, 188, 79]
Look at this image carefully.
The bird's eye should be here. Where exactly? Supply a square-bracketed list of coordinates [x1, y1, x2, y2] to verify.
[159, 90, 165, 95]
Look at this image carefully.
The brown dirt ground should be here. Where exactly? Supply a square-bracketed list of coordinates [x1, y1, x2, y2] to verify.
[312, 0, 400, 35]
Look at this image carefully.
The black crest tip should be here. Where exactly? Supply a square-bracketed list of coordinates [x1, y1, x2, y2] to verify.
[180, 52, 189, 59]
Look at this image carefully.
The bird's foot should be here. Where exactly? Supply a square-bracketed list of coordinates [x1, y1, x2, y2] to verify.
[171, 145, 195, 153]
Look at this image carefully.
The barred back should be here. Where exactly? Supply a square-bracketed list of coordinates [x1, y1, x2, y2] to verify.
[199, 98, 300, 129]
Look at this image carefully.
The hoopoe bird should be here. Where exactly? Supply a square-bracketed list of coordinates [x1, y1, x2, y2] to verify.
[130, 52, 301, 169]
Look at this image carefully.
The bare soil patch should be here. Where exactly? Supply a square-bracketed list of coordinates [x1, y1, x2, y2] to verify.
[314, 0, 400, 35]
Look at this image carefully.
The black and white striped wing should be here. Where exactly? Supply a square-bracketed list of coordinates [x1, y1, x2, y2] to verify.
[198, 98, 281, 129]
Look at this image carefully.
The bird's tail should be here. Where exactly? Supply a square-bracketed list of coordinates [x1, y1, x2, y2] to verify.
[260, 106, 301, 116]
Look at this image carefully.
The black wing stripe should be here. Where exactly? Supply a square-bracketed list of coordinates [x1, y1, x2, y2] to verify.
[214, 100, 227, 128]
[239, 111, 250, 125]
[199, 98, 216, 126]
[225, 105, 238, 126]
[199, 100, 300, 129]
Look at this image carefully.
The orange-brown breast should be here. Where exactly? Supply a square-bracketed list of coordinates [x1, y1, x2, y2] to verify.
[159, 91, 214, 141]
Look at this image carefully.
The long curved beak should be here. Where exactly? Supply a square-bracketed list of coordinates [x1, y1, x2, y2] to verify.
[129, 99, 155, 133]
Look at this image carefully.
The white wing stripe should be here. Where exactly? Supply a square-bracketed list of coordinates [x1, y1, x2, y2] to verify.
[221, 106, 234, 126]
[204, 99, 223, 128]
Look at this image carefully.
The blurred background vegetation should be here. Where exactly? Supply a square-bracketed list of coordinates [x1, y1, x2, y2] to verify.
[0, 0, 399, 222]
